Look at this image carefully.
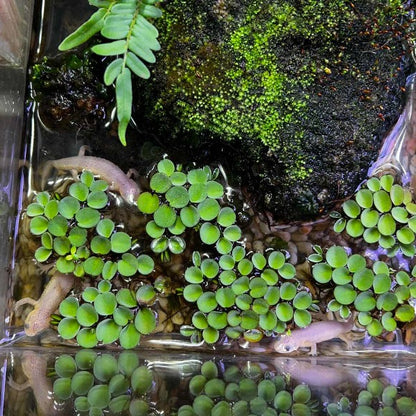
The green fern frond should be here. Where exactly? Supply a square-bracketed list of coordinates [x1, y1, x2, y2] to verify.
[58, 0, 162, 146]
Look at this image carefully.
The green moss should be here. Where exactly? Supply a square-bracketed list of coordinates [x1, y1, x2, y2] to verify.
[134, 0, 410, 219]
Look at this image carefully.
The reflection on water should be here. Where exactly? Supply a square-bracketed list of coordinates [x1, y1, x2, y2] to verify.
[3, 348, 416, 415]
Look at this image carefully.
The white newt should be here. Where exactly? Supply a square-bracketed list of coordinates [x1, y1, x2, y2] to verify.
[15, 272, 75, 336]
[8, 351, 57, 416]
[274, 317, 354, 356]
[41, 147, 140, 203]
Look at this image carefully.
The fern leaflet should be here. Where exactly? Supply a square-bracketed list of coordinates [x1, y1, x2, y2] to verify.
[59, 0, 162, 145]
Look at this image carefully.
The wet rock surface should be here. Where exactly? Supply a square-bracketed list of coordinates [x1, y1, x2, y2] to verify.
[30, 0, 415, 222]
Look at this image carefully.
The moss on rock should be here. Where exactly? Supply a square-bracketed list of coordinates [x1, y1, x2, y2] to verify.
[132, 0, 414, 220]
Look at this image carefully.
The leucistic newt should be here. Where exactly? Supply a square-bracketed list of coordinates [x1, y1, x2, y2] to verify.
[41, 146, 140, 203]
[8, 351, 58, 416]
[273, 317, 354, 356]
[15, 272, 75, 336]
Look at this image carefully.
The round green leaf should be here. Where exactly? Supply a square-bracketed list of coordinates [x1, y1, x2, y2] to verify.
[180, 205, 200, 228]
[75, 208, 100, 229]
[84, 256, 104, 276]
[119, 323, 141, 349]
[346, 219, 364, 237]
[134, 308, 156, 334]
[137, 254, 154, 275]
[111, 232, 132, 253]
[118, 253, 138, 276]
[166, 186, 189, 208]
[154, 204, 176, 228]
[87, 191, 108, 209]
[91, 236, 111, 255]
[356, 189, 373, 209]
[94, 292, 117, 316]
[201, 259, 219, 279]
[198, 198, 220, 221]
[47, 215, 68, 237]
[374, 190, 392, 213]
[326, 246, 348, 268]
[200, 222, 220, 245]
[69, 182, 89, 202]
[96, 318, 121, 344]
[378, 213, 396, 236]
[77, 303, 99, 327]
[137, 192, 159, 214]
[58, 317, 80, 339]
[59, 296, 79, 317]
[150, 172, 171, 193]
[334, 284, 357, 305]
[217, 207, 236, 227]
[342, 199, 360, 218]
[157, 159, 175, 176]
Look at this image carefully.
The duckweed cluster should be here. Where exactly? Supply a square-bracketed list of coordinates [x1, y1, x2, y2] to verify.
[181, 248, 314, 344]
[309, 245, 416, 336]
[333, 175, 416, 257]
[52, 351, 155, 415]
[178, 360, 318, 416]
[326, 378, 416, 416]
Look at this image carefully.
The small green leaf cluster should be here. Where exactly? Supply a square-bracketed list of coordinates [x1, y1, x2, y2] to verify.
[309, 245, 416, 336]
[56, 280, 157, 349]
[326, 378, 416, 416]
[181, 248, 314, 344]
[333, 175, 416, 257]
[178, 360, 318, 416]
[137, 159, 237, 259]
[28, 171, 154, 280]
[52, 351, 154, 415]
[58, 0, 162, 145]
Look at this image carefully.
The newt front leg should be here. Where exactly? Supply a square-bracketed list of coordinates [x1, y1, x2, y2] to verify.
[15, 272, 75, 336]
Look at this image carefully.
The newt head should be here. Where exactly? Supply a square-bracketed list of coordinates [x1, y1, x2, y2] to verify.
[274, 334, 299, 353]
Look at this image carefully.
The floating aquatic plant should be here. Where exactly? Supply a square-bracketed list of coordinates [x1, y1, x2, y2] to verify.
[309, 245, 416, 336]
[178, 360, 319, 416]
[333, 175, 416, 257]
[58, 0, 162, 145]
[54, 279, 159, 349]
[28, 171, 154, 280]
[180, 248, 315, 344]
[326, 378, 416, 416]
[52, 351, 155, 414]
[137, 159, 239, 260]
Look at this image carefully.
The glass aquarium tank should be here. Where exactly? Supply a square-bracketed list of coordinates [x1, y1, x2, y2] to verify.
[2, 0, 416, 415]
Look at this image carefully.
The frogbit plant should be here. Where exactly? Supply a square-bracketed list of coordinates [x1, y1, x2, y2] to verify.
[52, 351, 155, 414]
[137, 158, 235, 261]
[27, 170, 159, 348]
[180, 247, 315, 345]
[58, 0, 162, 145]
[332, 174, 416, 257]
[179, 360, 319, 416]
[309, 245, 416, 336]
[27, 170, 154, 280]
